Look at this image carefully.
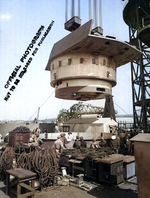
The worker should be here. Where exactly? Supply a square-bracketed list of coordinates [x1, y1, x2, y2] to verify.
[35, 128, 43, 145]
[29, 128, 37, 142]
[99, 138, 107, 148]
[80, 136, 87, 148]
[28, 128, 43, 147]
[60, 133, 67, 146]
[53, 135, 66, 157]
[73, 135, 80, 149]
[125, 134, 131, 155]
[110, 132, 120, 153]
[90, 139, 100, 148]
[0, 134, 2, 143]
[4, 133, 9, 143]
[66, 132, 74, 143]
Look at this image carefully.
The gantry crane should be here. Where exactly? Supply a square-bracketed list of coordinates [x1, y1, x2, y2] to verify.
[123, 0, 150, 132]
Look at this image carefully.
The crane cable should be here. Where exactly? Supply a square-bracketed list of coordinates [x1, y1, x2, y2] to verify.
[114, 101, 133, 118]
[27, 90, 55, 123]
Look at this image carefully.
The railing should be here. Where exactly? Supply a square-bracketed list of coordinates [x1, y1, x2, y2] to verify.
[118, 121, 134, 129]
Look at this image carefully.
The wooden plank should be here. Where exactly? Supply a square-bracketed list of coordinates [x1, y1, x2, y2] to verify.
[19, 176, 36, 183]
[18, 191, 35, 198]
[6, 173, 10, 195]
[10, 188, 17, 196]
[17, 183, 21, 196]
[98, 154, 123, 164]
[6, 168, 36, 180]
[74, 166, 84, 171]
[76, 156, 85, 160]
[10, 177, 18, 187]
[19, 182, 35, 192]
[69, 159, 82, 164]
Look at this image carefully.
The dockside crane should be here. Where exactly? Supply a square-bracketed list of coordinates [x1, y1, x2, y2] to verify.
[123, 0, 150, 132]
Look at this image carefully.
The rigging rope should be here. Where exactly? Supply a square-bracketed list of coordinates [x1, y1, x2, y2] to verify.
[26, 90, 55, 128]
[114, 101, 133, 118]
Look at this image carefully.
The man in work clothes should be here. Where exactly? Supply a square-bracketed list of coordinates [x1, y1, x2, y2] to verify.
[110, 133, 120, 153]
[80, 136, 87, 148]
[73, 135, 81, 149]
[66, 132, 74, 143]
[53, 135, 66, 158]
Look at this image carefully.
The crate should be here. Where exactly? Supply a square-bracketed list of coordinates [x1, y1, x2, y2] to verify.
[98, 160, 123, 185]
[123, 155, 135, 180]
[54, 176, 70, 186]
[69, 159, 85, 176]
[98, 154, 124, 185]
[59, 155, 72, 174]
[84, 160, 99, 180]
[9, 131, 30, 147]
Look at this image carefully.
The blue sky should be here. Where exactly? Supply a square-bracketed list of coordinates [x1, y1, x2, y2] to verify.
[0, 0, 132, 121]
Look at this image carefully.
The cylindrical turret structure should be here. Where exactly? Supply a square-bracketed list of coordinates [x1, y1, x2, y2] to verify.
[46, 20, 141, 101]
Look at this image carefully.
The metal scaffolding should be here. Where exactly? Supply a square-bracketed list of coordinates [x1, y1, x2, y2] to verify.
[123, 0, 150, 132]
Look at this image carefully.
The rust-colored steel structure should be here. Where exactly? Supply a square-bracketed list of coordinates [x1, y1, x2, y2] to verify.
[123, 0, 150, 131]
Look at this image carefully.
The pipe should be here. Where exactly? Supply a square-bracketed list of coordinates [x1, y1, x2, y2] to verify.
[93, 0, 98, 28]
[78, 0, 80, 18]
[71, 0, 75, 17]
[65, 0, 68, 22]
[99, 0, 102, 28]
[89, 0, 92, 21]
